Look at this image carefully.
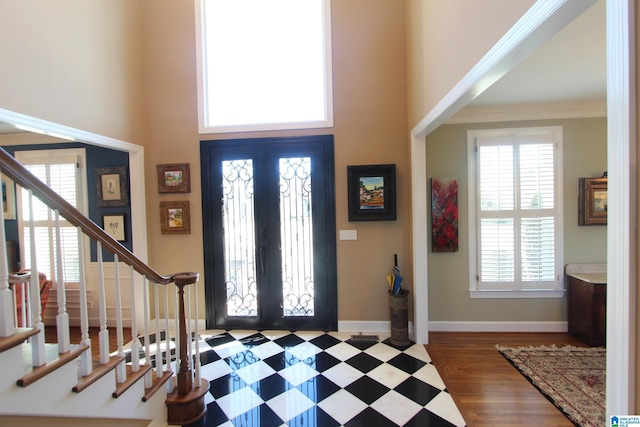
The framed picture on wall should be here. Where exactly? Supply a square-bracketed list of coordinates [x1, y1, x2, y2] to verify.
[96, 167, 129, 207]
[578, 177, 607, 225]
[102, 214, 126, 242]
[347, 164, 396, 221]
[157, 163, 190, 193]
[160, 201, 191, 234]
[2, 174, 16, 220]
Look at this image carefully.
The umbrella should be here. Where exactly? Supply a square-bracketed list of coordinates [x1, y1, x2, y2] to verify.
[386, 254, 403, 295]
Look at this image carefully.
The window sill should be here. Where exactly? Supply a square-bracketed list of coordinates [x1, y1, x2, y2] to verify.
[469, 289, 565, 299]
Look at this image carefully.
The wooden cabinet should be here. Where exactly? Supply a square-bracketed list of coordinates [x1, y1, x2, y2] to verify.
[567, 275, 606, 347]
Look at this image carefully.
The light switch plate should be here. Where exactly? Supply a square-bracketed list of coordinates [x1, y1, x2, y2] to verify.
[339, 230, 358, 240]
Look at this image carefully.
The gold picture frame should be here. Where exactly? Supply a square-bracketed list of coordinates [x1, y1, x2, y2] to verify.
[157, 163, 190, 193]
[160, 201, 190, 234]
[578, 177, 607, 225]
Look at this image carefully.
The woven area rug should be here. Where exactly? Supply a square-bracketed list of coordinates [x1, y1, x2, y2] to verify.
[497, 345, 605, 427]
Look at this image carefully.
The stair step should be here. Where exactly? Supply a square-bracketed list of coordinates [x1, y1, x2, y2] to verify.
[112, 364, 152, 398]
[0, 328, 40, 353]
[142, 370, 173, 402]
[17, 343, 90, 387]
[73, 356, 125, 393]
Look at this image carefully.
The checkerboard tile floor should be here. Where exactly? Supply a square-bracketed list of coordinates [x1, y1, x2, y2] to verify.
[173, 330, 466, 427]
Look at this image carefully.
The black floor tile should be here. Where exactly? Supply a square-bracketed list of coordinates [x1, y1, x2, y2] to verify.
[387, 352, 427, 374]
[345, 351, 384, 373]
[344, 407, 397, 427]
[345, 376, 390, 404]
[394, 376, 442, 406]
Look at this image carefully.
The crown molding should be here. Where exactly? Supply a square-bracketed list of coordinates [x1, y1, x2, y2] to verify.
[446, 100, 606, 124]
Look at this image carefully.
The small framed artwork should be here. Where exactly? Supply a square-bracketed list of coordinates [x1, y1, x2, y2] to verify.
[347, 164, 396, 221]
[160, 201, 191, 234]
[578, 177, 607, 225]
[157, 163, 190, 193]
[102, 214, 126, 242]
[96, 167, 129, 207]
[2, 174, 16, 220]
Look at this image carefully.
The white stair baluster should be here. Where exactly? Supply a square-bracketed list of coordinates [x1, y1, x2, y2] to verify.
[193, 283, 201, 386]
[97, 241, 110, 365]
[54, 210, 70, 353]
[27, 190, 45, 366]
[0, 169, 14, 336]
[154, 282, 162, 378]
[129, 266, 140, 372]
[114, 253, 126, 382]
[143, 276, 152, 388]
[78, 229, 92, 376]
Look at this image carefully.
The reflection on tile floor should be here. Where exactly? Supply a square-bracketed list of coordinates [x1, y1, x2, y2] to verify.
[171, 330, 466, 427]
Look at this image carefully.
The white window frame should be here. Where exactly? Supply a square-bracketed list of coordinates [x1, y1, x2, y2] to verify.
[467, 126, 564, 298]
[15, 148, 89, 288]
[194, 0, 334, 134]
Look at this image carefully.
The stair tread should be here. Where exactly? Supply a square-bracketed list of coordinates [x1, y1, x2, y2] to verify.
[73, 355, 125, 393]
[143, 370, 173, 402]
[17, 343, 90, 387]
[0, 327, 40, 353]
[112, 363, 153, 398]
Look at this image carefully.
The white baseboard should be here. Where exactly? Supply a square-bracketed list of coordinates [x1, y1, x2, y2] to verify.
[428, 321, 568, 333]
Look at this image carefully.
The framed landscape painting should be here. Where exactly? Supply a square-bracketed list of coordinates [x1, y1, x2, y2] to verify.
[347, 164, 396, 221]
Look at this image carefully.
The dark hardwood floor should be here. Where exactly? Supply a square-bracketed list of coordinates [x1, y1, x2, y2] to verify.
[426, 332, 590, 427]
[45, 325, 132, 360]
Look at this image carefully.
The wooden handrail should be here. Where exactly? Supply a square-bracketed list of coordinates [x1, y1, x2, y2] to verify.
[0, 148, 194, 286]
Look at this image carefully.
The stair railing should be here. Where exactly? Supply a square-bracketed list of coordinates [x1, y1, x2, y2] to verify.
[0, 147, 206, 423]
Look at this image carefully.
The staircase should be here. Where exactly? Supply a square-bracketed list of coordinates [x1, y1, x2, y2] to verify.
[0, 148, 208, 426]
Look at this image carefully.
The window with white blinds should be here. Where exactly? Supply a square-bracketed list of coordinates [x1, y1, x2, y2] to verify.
[467, 127, 564, 298]
[15, 149, 87, 285]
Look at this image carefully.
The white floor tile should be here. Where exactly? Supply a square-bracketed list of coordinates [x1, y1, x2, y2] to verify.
[250, 341, 285, 360]
[215, 387, 263, 420]
[413, 363, 446, 390]
[321, 362, 364, 388]
[324, 341, 361, 361]
[212, 341, 247, 359]
[317, 389, 367, 425]
[287, 341, 322, 361]
[425, 390, 467, 427]
[200, 359, 232, 381]
[278, 361, 319, 386]
[294, 330, 325, 341]
[404, 343, 432, 363]
[367, 363, 410, 389]
[235, 360, 276, 385]
[370, 389, 423, 425]
[364, 342, 401, 362]
[266, 388, 315, 421]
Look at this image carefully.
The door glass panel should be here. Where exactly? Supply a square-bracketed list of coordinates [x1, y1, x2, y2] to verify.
[222, 159, 257, 317]
[279, 157, 315, 316]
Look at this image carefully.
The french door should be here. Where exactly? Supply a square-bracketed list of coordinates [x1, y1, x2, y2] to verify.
[200, 135, 337, 330]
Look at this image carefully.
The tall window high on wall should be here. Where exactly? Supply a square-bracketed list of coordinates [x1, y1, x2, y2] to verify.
[467, 127, 564, 298]
[194, 0, 333, 133]
[15, 149, 87, 286]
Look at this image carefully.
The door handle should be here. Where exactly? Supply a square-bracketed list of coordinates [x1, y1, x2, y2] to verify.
[259, 246, 265, 275]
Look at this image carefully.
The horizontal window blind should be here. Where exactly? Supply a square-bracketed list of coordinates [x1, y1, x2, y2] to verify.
[16, 149, 85, 283]
[469, 127, 563, 295]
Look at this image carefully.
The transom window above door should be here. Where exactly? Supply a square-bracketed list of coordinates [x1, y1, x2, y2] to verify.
[194, 0, 334, 133]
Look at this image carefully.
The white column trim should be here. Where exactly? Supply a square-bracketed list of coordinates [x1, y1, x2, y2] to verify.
[606, 0, 636, 416]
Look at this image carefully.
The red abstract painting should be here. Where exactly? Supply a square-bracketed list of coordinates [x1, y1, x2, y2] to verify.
[431, 177, 458, 252]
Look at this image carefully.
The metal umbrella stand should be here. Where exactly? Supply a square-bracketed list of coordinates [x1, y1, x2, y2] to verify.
[387, 254, 411, 346]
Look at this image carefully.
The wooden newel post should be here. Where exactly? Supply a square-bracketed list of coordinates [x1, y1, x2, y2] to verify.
[173, 272, 198, 395]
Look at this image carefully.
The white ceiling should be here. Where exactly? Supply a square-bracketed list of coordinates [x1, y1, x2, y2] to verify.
[0, 0, 605, 135]
[467, 0, 605, 108]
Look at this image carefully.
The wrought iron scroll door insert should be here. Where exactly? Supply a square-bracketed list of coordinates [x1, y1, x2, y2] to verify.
[200, 135, 337, 330]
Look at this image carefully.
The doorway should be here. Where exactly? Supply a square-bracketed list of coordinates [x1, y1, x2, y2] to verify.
[200, 135, 337, 330]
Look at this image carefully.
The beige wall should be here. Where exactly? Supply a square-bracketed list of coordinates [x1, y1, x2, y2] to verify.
[406, 0, 535, 127]
[141, 0, 411, 322]
[426, 118, 607, 322]
[0, 0, 145, 144]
